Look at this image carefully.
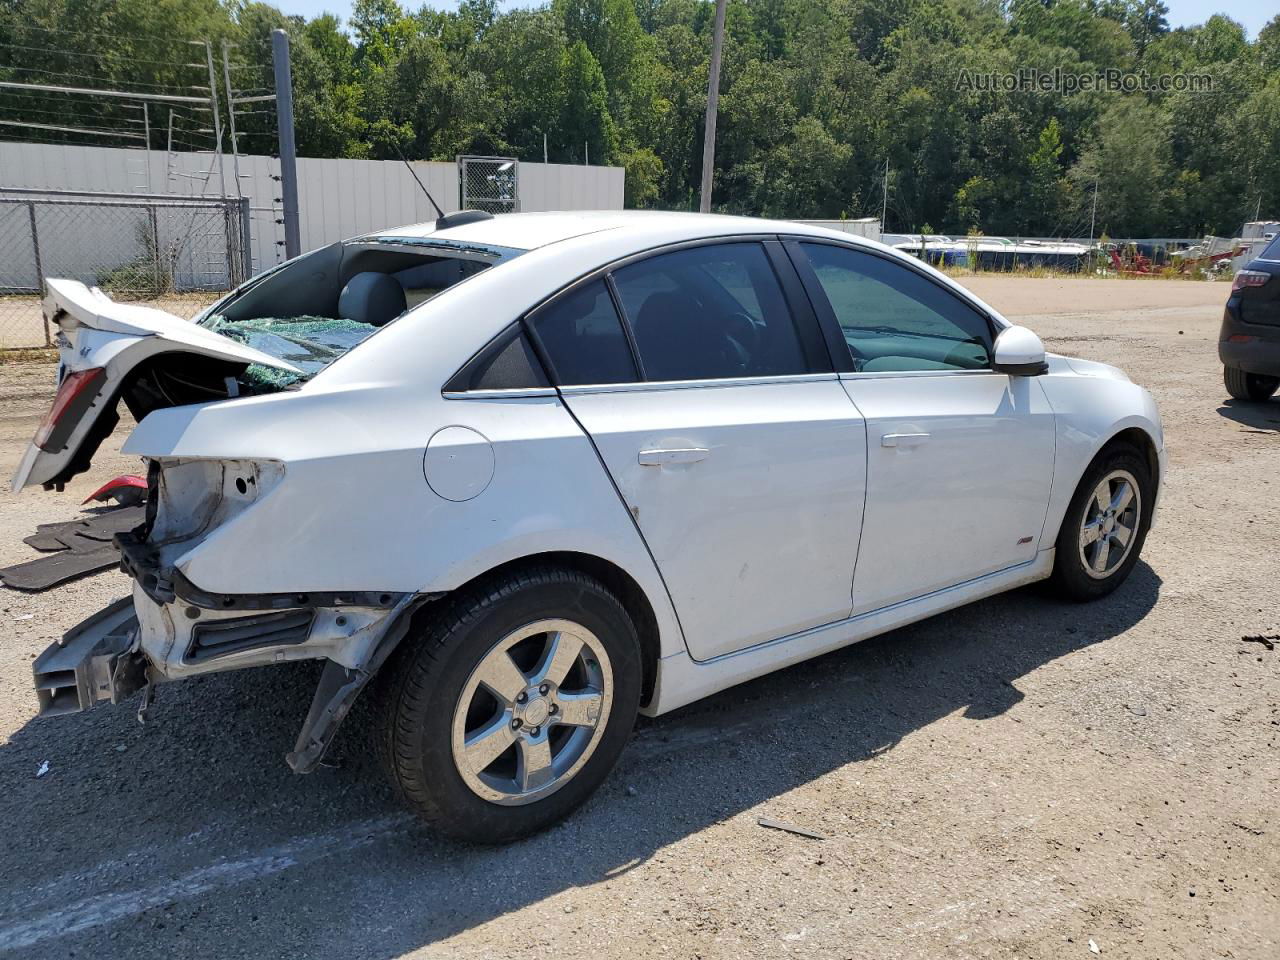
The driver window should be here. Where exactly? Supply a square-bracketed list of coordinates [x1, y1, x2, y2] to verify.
[611, 243, 810, 382]
[800, 243, 992, 372]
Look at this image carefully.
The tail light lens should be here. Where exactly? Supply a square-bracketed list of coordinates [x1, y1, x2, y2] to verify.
[34, 367, 106, 451]
[1232, 270, 1270, 293]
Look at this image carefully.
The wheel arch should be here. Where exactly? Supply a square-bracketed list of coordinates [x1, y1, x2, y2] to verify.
[1049, 423, 1162, 546]
[1102, 425, 1161, 491]
[412, 550, 663, 709]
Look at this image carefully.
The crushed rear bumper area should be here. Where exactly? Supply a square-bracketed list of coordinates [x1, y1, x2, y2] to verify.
[33, 597, 146, 716]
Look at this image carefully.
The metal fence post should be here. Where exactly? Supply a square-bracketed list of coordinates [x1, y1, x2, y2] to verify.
[27, 202, 51, 346]
[272, 29, 301, 260]
[149, 206, 162, 295]
[237, 197, 252, 284]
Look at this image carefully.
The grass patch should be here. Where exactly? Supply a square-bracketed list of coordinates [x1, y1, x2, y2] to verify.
[0, 347, 58, 364]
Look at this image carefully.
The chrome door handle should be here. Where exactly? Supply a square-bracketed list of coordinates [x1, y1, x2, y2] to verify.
[881, 432, 930, 448]
[638, 447, 709, 466]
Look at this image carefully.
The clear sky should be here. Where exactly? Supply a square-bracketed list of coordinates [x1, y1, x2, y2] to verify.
[269, 0, 1272, 39]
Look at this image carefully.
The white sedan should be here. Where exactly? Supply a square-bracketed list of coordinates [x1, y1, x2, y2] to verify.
[15, 211, 1163, 842]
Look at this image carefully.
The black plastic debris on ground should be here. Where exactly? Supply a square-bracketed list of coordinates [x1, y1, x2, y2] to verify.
[1241, 634, 1277, 651]
[1, 506, 143, 591]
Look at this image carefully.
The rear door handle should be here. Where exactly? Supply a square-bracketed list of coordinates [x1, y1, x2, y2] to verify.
[881, 432, 930, 448]
[638, 447, 709, 466]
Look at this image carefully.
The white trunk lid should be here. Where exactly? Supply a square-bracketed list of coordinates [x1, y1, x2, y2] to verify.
[12, 279, 301, 492]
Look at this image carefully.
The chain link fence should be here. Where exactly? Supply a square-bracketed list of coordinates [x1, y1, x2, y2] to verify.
[0, 190, 251, 349]
[458, 156, 519, 214]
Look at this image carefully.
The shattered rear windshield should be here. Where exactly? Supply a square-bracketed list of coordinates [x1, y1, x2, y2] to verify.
[204, 315, 375, 390]
[198, 237, 525, 391]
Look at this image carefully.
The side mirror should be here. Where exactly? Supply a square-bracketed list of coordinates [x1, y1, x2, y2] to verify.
[992, 325, 1048, 376]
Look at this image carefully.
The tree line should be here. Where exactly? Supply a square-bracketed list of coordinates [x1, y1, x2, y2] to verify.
[2, 0, 1278, 238]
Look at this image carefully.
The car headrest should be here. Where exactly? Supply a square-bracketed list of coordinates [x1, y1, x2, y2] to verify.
[338, 272, 407, 327]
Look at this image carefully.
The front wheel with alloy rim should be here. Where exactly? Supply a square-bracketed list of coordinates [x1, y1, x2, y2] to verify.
[1050, 443, 1153, 601]
[374, 567, 641, 843]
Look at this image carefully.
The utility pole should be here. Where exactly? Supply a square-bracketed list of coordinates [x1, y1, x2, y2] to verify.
[543, 132, 548, 165]
[698, 0, 728, 213]
[881, 157, 889, 230]
[271, 29, 301, 260]
[1089, 179, 1098, 242]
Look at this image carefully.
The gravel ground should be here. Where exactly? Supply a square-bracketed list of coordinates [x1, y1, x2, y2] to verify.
[0, 276, 1276, 959]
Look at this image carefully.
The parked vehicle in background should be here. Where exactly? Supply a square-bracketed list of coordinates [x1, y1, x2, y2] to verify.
[14, 211, 1164, 843]
[1220, 233, 1280, 402]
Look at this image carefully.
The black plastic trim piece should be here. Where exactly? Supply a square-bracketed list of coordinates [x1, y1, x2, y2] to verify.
[436, 209, 494, 229]
[186, 609, 315, 663]
[992, 359, 1050, 377]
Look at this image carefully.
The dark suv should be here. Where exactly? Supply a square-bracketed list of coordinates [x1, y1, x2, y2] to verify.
[1221, 234, 1280, 402]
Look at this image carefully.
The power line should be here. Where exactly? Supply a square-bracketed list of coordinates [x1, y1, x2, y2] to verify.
[0, 39, 216, 71]
[0, 118, 146, 139]
[0, 63, 207, 92]
[0, 80, 210, 104]
[10, 23, 214, 52]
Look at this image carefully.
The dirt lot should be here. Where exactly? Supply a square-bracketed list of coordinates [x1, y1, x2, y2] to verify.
[0, 276, 1276, 959]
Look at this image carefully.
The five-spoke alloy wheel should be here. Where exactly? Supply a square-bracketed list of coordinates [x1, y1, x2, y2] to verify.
[1077, 469, 1141, 580]
[1051, 443, 1153, 601]
[375, 567, 641, 843]
[451, 620, 613, 806]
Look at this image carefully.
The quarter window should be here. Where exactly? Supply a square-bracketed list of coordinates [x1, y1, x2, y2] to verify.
[528, 279, 638, 385]
[800, 243, 992, 372]
[611, 243, 811, 381]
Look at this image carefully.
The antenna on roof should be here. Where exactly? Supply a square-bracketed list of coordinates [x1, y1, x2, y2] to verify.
[390, 141, 444, 220]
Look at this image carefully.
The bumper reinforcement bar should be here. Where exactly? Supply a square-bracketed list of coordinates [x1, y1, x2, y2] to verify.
[33, 596, 146, 716]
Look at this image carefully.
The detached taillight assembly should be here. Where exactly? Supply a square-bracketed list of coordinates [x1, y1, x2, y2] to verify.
[34, 367, 106, 451]
[1232, 270, 1270, 293]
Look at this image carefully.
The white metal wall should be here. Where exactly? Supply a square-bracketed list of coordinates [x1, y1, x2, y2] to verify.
[0, 142, 625, 273]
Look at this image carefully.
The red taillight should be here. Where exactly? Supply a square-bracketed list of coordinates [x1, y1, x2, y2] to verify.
[1232, 270, 1270, 293]
[34, 367, 106, 451]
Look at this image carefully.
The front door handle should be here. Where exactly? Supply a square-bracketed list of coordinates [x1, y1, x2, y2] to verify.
[881, 432, 930, 449]
[638, 447, 709, 466]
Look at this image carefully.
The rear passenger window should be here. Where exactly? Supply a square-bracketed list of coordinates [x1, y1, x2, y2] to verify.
[611, 243, 811, 381]
[528, 279, 638, 385]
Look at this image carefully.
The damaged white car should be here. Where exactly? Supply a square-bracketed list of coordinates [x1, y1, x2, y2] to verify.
[15, 211, 1164, 842]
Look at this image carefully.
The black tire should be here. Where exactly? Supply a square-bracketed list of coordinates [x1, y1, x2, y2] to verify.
[373, 566, 641, 843]
[1224, 366, 1279, 402]
[1049, 442, 1153, 602]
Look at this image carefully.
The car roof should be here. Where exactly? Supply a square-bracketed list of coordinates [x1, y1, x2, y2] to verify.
[370, 210, 858, 252]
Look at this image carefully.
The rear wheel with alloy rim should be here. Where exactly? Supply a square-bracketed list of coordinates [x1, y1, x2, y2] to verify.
[375, 567, 641, 843]
[1051, 443, 1153, 601]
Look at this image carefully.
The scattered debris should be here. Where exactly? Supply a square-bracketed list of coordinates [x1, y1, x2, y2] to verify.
[626, 785, 638, 797]
[82, 474, 148, 508]
[1241, 634, 1276, 651]
[1089, 938, 1101, 954]
[757, 817, 825, 841]
[1, 505, 143, 592]
[1125, 703, 1147, 717]
[11, 614, 34, 622]
[35, 760, 49, 778]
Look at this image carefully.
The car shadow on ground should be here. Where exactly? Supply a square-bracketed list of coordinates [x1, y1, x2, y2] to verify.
[1217, 398, 1280, 432]
[0, 563, 1160, 958]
